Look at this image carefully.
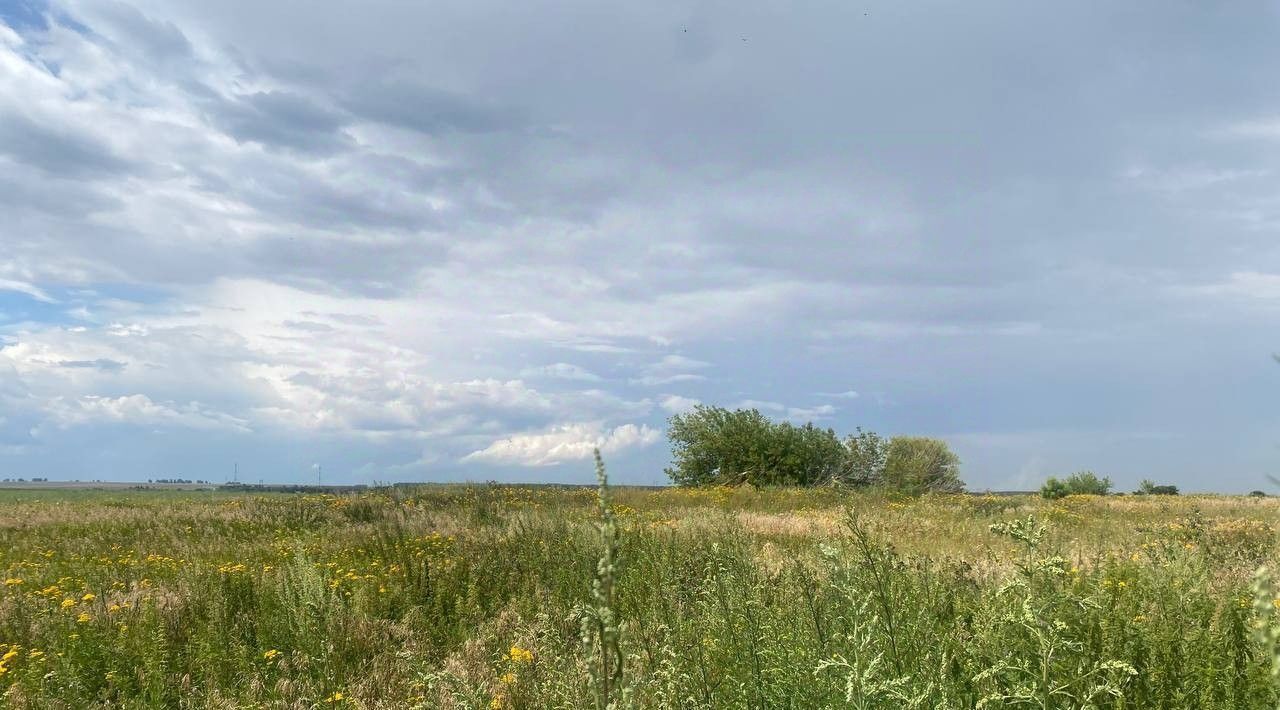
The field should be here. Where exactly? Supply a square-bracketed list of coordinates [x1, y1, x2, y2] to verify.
[2, 477, 1279, 709]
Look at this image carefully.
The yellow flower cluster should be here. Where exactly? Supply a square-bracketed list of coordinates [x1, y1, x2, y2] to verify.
[507, 645, 534, 664]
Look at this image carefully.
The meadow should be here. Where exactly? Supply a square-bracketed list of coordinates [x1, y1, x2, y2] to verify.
[1, 474, 1279, 709]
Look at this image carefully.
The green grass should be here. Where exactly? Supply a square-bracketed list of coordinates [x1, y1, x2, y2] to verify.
[0, 483, 1278, 708]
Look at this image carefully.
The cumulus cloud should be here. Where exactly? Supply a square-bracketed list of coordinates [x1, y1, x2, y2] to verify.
[462, 422, 661, 466]
[735, 400, 836, 422]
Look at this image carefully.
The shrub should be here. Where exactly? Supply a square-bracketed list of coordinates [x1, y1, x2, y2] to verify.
[1041, 471, 1111, 499]
[880, 436, 964, 494]
[1135, 479, 1179, 496]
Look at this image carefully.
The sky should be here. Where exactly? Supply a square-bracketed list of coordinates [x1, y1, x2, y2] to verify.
[0, 0, 1278, 490]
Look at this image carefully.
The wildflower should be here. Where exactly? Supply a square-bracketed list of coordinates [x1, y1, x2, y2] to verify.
[3, 578, 22, 587]
[76, 612, 92, 623]
[60, 598, 76, 609]
[500, 672, 517, 685]
[263, 649, 280, 660]
[324, 691, 345, 703]
[508, 645, 534, 664]
[2, 649, 17, 663]
[490, 696, 504, 710]
[81, 592, 95, 602]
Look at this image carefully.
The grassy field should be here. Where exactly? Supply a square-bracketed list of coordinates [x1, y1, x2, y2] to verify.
[1, 475, 1279, 709]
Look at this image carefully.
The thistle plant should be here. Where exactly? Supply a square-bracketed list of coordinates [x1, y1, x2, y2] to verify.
[1252, 566, 1280, 709]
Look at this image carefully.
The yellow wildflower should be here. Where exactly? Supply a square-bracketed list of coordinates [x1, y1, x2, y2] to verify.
[81, 592, 95, 602]
[60, 598, 76, 609]
[3, 578, 22, 587]
[324, 691, 345, 703]
[263, 649, 281, 660]
[508, 645, 534, 664]
[500, 672, 517, 685]
[76, 612, 92, 623]
[2, 649, 18, 663]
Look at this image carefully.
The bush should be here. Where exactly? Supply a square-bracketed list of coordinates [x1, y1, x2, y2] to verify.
[1041, 471, 1111, 499]
[1134, 479, 1179, 495]
[880, 436, 964, 494]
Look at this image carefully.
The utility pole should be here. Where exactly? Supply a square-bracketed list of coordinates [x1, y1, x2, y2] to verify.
[232, 462, 238, 483]
[316, 464, 322, 487]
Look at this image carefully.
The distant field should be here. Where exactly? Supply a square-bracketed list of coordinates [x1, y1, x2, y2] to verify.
[1, 484, 1278, 708]
[0, 482, 218, 491]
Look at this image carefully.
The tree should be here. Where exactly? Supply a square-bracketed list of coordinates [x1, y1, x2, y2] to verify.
[665, 406, 964, 492]
[881, 436, 964, 494]
[1135, 479, 1178, 495]
[838, 427, 887, 486]
[664, 406, 845, 486]
[1040, 477, 1070, 500]
[1041, 471, 1111, 499]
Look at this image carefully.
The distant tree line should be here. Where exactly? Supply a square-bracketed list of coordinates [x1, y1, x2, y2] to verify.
[1040, 472, 1181, 499]
[665, 405, 963, 493]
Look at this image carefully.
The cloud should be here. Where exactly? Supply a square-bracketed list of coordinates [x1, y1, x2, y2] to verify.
[0, 1, 1278, 487]
[48, 394, 249, 432]
[520, 362, 602, 381]
[817, 390, 860, 399]
[462, 422, 660, 466]
[204, 89, 352, 153]
[0, 279, 56, 303]
[631, 354, 710, 386]
[659, 394, 700, 414]
[57, 358, 126, 372]
[1196, 271, 1280, 302]
[735, 399, 836, 422]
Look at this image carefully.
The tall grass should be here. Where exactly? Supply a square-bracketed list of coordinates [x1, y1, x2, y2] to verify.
[0, 484, 1277, 707]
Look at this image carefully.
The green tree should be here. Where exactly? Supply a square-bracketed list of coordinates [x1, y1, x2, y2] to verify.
[1135, 479, 1178, 495]
[838, 427, 887, 486]
[880, 436, 964, 494]
[1041, 471, 1111, 498]
[664, 406, 845, 486]
[1040, 476, 1070, 500]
